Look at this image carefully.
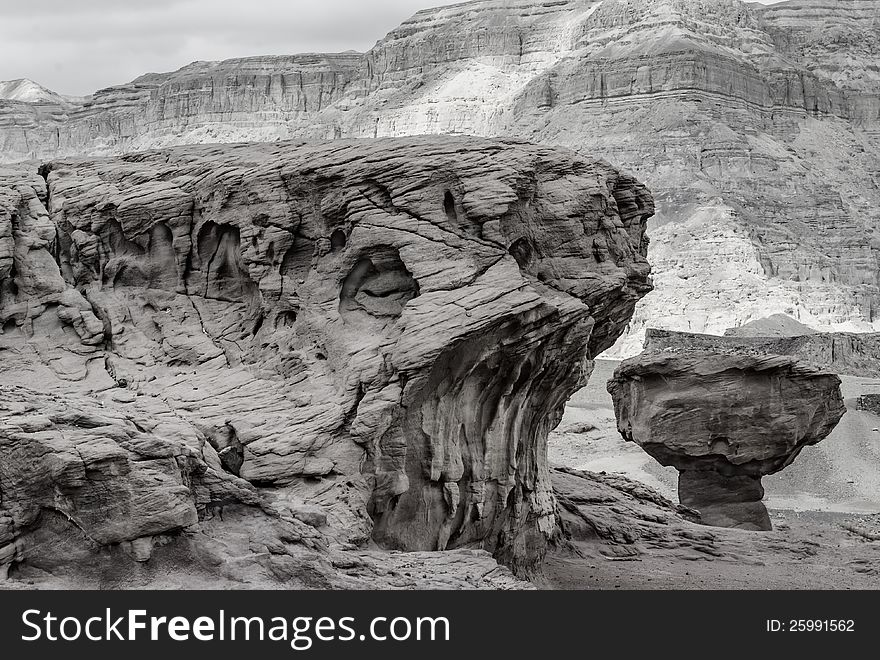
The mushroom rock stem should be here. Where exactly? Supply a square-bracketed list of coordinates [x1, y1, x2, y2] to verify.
[678, 470, 770, 531]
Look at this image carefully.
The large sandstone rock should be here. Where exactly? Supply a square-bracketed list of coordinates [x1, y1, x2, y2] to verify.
[607, 350, 846, 530]
[0, 136, 652, 584]
[3, 0, 879, 351]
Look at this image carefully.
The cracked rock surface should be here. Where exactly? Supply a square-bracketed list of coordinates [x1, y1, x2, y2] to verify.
[4, 0, 880, 351]
[0, 136, 651, 586]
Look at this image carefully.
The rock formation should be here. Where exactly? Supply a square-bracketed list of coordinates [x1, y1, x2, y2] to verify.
[3, 0, 880, 352]
[607, 350, 846, 530]
[646, 328, 880, 378]
[0, 137, 652, 585]
[547, 466, 880, 589]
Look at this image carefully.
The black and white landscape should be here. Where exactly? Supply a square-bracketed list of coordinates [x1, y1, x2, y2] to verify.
[1, 0, 879, 590]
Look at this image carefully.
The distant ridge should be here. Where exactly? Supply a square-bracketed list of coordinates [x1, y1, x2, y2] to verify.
[0, 78, 72, 104]
[725, 314, 819, 338]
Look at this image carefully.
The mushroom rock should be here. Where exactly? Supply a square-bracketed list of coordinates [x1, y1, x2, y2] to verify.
[607, 351, 846, 531]
[0, 136, 652, 581]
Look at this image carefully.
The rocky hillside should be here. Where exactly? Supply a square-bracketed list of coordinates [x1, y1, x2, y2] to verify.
[1, 0, 878, 354]
[0, 137, 652, 585]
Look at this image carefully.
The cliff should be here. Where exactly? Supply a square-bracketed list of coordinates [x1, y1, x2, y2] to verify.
[0, 54, 362, 160]
[1, 0, 877, 355]
[0, 137, 652, 585]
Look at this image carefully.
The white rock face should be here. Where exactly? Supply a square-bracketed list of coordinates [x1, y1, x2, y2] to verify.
[606, 200, 880, 357]
[0, 79, 68, 104]
[2, 0, 879, 352]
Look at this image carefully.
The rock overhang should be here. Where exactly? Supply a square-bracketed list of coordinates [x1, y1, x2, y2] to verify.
[1, 136, 653, 576]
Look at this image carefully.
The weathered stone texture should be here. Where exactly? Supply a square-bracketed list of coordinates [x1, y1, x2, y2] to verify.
[0, 137, 652, 583]
[3, 0, 879, 351]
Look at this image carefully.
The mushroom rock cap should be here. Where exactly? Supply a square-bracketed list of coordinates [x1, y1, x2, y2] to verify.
[607, 350, 846, 478]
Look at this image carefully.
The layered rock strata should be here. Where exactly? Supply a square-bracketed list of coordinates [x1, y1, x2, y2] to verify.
[3, 0, 880, 350]
[0, 384, 531, 589]
[645, 328, 880, 378]
[607, 350, 845, 530]
[0, 137, 652, 583]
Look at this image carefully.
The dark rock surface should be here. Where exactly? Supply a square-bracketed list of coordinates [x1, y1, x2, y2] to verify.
[856, 394, 880, 417]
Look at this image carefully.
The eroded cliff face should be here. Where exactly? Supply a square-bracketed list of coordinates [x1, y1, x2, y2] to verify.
[505, 0, 880, 353]
[0, 137, 652, 583]
[2, 0, 877, 354]
[0, 55, 362, 159]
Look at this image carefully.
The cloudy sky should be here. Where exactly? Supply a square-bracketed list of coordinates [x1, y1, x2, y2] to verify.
[1, 0, 787, 97]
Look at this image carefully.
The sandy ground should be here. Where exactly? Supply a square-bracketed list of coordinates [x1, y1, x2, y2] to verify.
[541, 509, 880, 590]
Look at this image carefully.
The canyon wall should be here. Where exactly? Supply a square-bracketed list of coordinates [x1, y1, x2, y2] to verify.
[0, 137, 652, 583]
[2, 0, 877, 354]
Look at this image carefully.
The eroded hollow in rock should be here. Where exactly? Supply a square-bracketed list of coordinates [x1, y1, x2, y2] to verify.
[1, 262, 19, 302]
[508, 237, 535, 271]
[190, 221, 258, 302]
[146, 222, 178, 290]
[339, 246, 419, 319]
[280, 236, 315, 285]
[206, 423, 244, 476]
[101, 220, 178, 291]
[330, 229, 347, 252]
[105, 218, 145, 287]
[443, 187, 483, 238]
[443, 190, 457, 223]
[275, 309, 298, 329]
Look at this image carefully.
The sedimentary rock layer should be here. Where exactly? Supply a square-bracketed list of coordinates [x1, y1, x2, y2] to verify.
[2, 0, 879, 350]
[645, 328, 880, 378]
[0, 137, 652, 583]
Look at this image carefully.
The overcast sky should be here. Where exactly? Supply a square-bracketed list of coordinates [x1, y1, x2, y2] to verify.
[1, 0, 788, 97]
